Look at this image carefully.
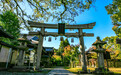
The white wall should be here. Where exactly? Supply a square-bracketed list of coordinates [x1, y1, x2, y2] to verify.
[0, 46, 10, 62]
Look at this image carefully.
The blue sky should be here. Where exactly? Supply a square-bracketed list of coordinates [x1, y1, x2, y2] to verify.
[21, 0, 116, 50]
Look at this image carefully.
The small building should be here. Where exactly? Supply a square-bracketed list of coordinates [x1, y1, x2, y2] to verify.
[86, 46, 97, 67]
[41, 47, 54, 67]
[0, 41, 19, 68]
[0, 26, 15, 68]
[43, 47, 54, 56]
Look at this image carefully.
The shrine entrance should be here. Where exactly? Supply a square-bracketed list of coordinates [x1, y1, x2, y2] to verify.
[28, 21, 96, 72]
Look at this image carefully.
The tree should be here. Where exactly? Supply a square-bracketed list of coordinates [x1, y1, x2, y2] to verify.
[105, 0, 121, 26]
[103, 36, 121, 59]
[52, 54, 62, 66]
[58, 38, 70, 55]
[0, 0, 95, 30]
[0, 10, 21, 45]
[104, 0, 121, 67]
[62, 44, 80, 67]
[64, 38, 70, 47]
[0, 10, 20, 38]
[58, 40, 65, 55]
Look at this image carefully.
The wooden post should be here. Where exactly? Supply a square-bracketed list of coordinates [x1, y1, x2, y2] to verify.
[79, 29, 87, 72]
[36, 28, 44, 69]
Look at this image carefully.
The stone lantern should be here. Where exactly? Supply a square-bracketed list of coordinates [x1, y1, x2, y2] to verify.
[92, 36, 106, 72]
[17, 35, 29, 66]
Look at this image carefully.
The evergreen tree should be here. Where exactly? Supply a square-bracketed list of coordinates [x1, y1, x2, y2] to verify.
[64, 38, 70, 47]
[58, 40, 65, 55]
[104, 1, 121, 59]
[103, 26, 121, 59]
[0, 10, 20, 38]
[0, 10, 21, 45]
[106, 0, 121, 26]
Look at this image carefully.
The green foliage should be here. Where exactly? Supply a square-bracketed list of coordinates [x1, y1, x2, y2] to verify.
[0, 10, 20, 38]
[64, 38, 70, 47]
[0, 10, 20, 45]
[112, 25, 121, 36]
[104, 1, 121, 59]
[91, 53, 97, 59]
[58, 40, 65, 55]
[105, 0, 121, 26]
[52, 55, 62, 61]
[54, 38, 80, 66]
[0, 0, 95, 30]
[103, 36, 121, 59]
[58, 38, 70, 55]
[51, 54, 62, 66]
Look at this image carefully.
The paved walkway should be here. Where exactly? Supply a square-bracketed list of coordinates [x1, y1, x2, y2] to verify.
[47, 67, 76, 75]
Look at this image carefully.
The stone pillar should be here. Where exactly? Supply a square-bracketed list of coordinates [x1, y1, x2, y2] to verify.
[79, 29, 87, 72]
[17, 42, 26, 66]
[97, 49, 104, 68]
[36, 28, 44, 69]
[18, 50, 24, 66]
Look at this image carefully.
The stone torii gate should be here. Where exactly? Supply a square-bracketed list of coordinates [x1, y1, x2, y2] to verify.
[28, 21, 96, 71]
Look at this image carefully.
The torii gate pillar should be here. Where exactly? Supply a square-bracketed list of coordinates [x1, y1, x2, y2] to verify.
[36, 28, 44, 69]
[79, 29, 87, 72]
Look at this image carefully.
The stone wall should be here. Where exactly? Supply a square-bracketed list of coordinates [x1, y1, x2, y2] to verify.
[0, 46, 10, 62]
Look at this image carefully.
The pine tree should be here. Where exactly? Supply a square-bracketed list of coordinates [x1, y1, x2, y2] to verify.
[64, 38, 70, 47]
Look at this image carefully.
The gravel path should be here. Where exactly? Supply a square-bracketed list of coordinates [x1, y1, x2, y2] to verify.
[47, 67, 76, 75]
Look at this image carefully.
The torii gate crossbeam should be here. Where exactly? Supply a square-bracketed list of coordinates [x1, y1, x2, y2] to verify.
[28, 21, 95, 29]
[29, 32, 94, 37]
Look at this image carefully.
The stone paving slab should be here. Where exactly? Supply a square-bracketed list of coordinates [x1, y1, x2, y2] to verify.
[47, 67, 76, 75]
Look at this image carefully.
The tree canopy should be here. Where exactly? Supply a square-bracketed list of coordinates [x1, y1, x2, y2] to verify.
[103, 36, 121, 59]
[64, 38, 70, 47]
[0, 0, 95, 30]
[0, 10, 21, 45]
[0, 10, 21, 38]
[53, 38, 80, 66]
[104, 1, 121, 59]
[106, 0, 121, 26]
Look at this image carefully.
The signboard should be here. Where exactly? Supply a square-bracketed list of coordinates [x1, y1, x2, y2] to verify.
[58, 23, 65, 35]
